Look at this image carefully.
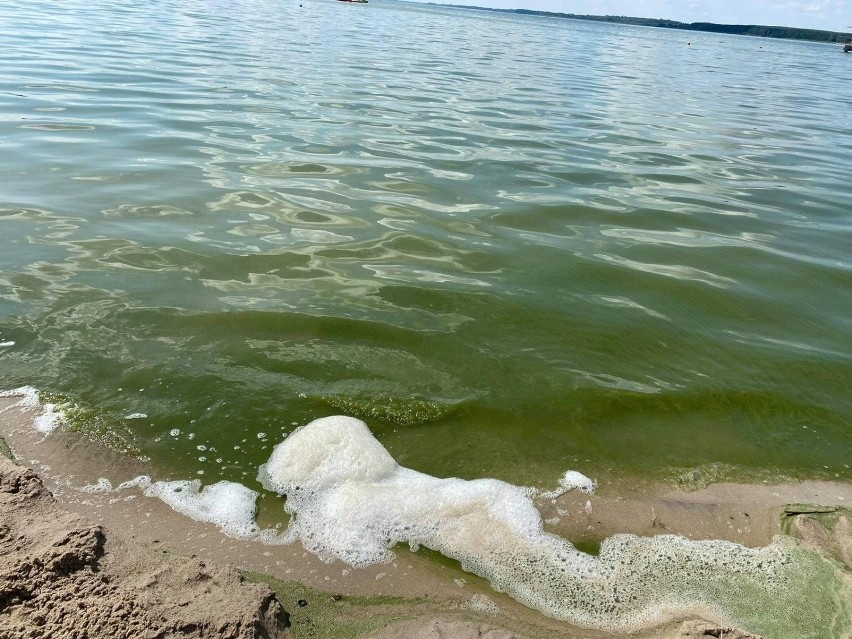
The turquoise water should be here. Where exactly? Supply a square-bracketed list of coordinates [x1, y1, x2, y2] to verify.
[1, 0, 850, 487]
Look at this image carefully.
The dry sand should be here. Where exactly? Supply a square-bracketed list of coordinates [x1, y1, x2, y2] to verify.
[0, 456, 288, 639]
[2, 396, 848, 638]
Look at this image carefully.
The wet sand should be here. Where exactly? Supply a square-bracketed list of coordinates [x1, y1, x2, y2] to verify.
[1, 396, 848, 638]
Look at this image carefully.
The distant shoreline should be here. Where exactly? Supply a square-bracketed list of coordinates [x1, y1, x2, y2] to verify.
[427, 4, 852, 44]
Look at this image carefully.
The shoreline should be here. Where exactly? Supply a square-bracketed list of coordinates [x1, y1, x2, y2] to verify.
[1, 396, 850, 638]
[427, 4, 852, 44]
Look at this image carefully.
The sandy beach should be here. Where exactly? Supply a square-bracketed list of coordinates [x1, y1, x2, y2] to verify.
[3, 0, 852, 634]
[1, 396, 850, 638]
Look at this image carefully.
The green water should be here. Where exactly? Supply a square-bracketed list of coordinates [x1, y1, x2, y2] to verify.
[1, 0, 850, 488]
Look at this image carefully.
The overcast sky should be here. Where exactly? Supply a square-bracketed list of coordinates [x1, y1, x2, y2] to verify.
[415, 0, 852, 31]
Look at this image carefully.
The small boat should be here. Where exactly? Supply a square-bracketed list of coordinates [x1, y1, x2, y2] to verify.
[843, 38, 852, 52]
[337, 0, 368, 3]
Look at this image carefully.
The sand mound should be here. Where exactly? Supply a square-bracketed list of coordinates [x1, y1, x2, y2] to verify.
[0, 457, 289, 639]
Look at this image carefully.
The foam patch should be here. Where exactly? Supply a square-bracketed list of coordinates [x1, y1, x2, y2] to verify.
[260, 416, 847, 635]
[85, 475, 261, 539]
[537, 470, 597, 499]
[142, 479, 260, 538]
[82, 478, 114, 493]
[0, 386, 65, 433]
[0, 386, 44, 410]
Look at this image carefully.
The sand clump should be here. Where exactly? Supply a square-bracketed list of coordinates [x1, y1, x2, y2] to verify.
[0, 456, 289, 639]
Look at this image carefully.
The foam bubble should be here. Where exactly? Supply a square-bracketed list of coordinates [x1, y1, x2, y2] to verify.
[142, 479, 260, 538]
[78, 474, 260, 539]
[260, 416, 845, 634]
[0, 386, 43, 409]
[258, 415, 398, 493]
[124, 413, 147, 420]
[82, 478, 114, 493]
[117, 475, 152, 491]
[32, 403, 63, 434]
[464, 593, 499, 615]
[537, 470, 597, 499]
[0, 386, 65, 434]
[558, 470, 597, 494]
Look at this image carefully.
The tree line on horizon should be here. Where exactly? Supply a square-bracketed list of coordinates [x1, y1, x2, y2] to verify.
[448, 6, 852, 43]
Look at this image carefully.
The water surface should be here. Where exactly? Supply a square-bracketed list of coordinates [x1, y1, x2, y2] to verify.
[1, 0, 850, 487]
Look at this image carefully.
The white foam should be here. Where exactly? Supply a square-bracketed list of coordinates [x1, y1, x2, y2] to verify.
[33, 403, 64, 433]
[82, 478, 114, 493]
[0, 341, 15, 347]
[559, 470, 597, 494]
[76, 473, 260, 539]
[124, 413, 147, 420]
[142, 479, 260, 538]
[537, 470, 597, 499]
[259, 416, 807, 633]
[117, 475, 152, 491]
[259, 415, 399, 492]
[0, 386, 42, 408]
[0, 387, 65, 434]
[463, 593, 500, 615]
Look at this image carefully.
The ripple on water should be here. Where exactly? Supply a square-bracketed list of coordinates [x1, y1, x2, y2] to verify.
[0, 0, 851, 512]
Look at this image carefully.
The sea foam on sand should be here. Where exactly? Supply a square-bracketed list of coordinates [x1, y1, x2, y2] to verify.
[86, 475, 261, 539]
[143, 478, 261, 538]
[258, 416, 841, 633]
[0, 386, 65, 433]
[4, 389, 846, 635]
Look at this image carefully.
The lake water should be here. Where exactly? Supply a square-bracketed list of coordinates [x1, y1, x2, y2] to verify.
[1, 0, 850, 489]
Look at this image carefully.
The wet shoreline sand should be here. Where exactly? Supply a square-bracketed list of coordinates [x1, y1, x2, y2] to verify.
[1, 396, 849, 638]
